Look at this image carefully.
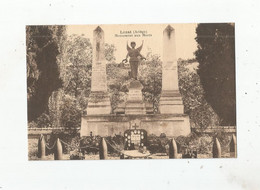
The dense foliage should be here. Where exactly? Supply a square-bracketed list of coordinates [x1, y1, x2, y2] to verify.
[195, 23, 236, 125]
[28, 33, 117, 128]
[27, 26, 65, 122]
[139, 54, 162, 113]
[178, 59, 220, 128]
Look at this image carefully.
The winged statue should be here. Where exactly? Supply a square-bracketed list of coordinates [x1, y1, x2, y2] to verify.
[122, 41, 146, 80]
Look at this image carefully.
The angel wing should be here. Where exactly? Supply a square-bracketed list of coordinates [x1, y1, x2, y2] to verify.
[136, 41, 143, 52]
[127, 41, 131, 52]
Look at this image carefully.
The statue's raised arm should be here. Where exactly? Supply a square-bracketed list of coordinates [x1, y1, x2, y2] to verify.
[127, 41, 131, 52]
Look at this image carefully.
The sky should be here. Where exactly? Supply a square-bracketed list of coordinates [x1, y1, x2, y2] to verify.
[67, 24, 198, 62]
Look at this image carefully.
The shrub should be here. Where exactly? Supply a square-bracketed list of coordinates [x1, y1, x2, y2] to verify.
[146, 134, 170, 154]
[176, 132, 213, 154]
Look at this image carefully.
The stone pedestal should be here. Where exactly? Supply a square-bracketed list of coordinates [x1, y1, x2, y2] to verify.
[159, 25, 184, 114]
[125, 80, 146, 115]
[87, 91, 111, 115]
[86, 26, 111, 115]
[160, 90, 184, 114]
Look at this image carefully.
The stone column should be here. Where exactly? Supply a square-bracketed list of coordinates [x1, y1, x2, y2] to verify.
[86, 26, 111, 115]
[159, 25, 184, 114]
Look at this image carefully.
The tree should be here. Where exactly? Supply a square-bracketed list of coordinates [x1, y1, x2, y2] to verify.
[27, 26, 65, 122]
[104, 44, 116, 63]
[47, 34, 117, 128]
[48, 89, 64, 128]
[178, 59, 220, 128]
[59, 95, 82, 128]
[195, 23, 236, 125]
[60, 34, 92, 100]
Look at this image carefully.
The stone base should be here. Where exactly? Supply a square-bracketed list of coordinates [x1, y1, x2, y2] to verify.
[159, 90, 184, 114]
[114, 102, 126, 114]
[125, 80, 147, 115]
[86, 91, 111, 115]
[114, 101, 154, 115]
[114, 80, 154, 115]
[125, 101, 146, 115]
[80, 114, 190, 137]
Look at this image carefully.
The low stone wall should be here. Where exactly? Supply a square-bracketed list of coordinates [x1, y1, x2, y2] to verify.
[28, 128, 80, 139]
[81, 114, 191, 137]
[28, 125, 236, 139]
[191, 126, 236, 134]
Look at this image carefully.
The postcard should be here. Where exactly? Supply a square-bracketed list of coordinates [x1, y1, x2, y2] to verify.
[27, 23, 236, 160]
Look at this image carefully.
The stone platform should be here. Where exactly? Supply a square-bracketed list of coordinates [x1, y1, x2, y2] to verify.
[80, 114, 190, 137]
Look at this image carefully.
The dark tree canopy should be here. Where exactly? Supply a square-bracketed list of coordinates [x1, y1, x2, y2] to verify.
[27, 26, 65, 122]
[195, 23, 236, 125]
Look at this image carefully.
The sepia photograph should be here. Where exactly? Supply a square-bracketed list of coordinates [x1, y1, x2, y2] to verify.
[27, 23, 236, 160]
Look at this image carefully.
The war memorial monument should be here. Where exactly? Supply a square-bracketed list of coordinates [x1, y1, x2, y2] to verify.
[81, 25, 191, 137]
